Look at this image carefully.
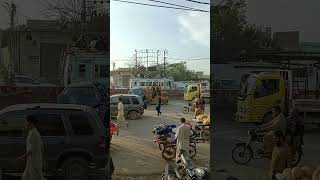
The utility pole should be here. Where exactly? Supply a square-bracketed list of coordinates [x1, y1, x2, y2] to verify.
[146, 49, 149, 72]
[156, 50, 159, 65]
[81, 0, 87, 32]
[135, 49, 138, 69]
[163, 49, 167, 77]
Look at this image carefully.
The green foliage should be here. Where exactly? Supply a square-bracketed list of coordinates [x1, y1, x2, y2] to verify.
[212, 0, 274, 62]
[165, 62, 199, 81]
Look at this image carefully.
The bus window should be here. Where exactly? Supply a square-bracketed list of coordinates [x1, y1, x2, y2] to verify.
[141, 82, 145, 86]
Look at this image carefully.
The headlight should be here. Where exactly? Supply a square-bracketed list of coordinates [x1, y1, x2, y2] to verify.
[194, 167, 207, 178]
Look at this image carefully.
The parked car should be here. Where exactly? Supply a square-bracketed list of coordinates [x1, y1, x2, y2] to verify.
[0, 103, 109, 179]
[0, 74, 56, 87]
[58, 81, 107, 124]
[110, 94, 144, 120]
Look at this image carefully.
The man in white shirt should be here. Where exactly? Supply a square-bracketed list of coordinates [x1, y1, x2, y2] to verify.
[175, 118, 191, 162]
[17, 115, 45, 180]
[117, 97, 128, 130]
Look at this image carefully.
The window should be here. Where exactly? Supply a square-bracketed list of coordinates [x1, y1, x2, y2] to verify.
[79, 64, 86, 78]
[0, 111, 25, 137]
[141, 82, 145, 86]
[122, 97, 131, 104]
[131, 97, 140, 104]
[110, 97, 118, 105]
[134, 82, 137, 86]
[69, 114, 93, 135]
[99, 65, 108, 77]
[254, 79, 280, 98]
[35, 113, 65, 136]
[147, 82, 152, 86]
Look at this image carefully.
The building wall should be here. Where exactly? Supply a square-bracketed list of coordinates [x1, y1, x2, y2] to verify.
[111, 70, 133, 88]
[19, 31, 73, 83]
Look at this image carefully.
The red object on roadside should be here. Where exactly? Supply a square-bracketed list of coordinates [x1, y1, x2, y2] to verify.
[110, 122, 118, 134]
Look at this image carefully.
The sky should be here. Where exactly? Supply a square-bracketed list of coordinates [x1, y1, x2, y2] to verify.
[110, 0, 210, 74]
[1, 0, 320, 75]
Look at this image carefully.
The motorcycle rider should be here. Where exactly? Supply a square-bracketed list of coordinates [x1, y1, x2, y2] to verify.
[256, 105, 287, 157]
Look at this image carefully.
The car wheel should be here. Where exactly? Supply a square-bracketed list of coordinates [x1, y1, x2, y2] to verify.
[128, 111, 139, 120]
[61, 158, 89, 180]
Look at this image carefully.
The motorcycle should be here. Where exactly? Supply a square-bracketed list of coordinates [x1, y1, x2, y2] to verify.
[153, 124, 204, 151]
[162, 160, 183, 180]
[231, 128, 303, 166]
[176, 150, 209, 180]
[183, 102, 195, 114]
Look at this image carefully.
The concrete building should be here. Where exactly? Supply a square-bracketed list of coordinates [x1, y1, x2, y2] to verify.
[111, 68, 133, 88]
[7, 19, 108, 85]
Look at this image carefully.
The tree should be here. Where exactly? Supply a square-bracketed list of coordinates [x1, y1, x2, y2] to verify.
[212, 0, 274, 62]
[165, 62, 199, 81]
[43, 0, 108, 32]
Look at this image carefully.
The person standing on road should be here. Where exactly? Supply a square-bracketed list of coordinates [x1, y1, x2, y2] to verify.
[270, 131, 292, 179]
[175, 118, 191, 163]
[156, 94, 162, 116]
[117, 97, 128, 130]
[17, 115, 46, 180]
[200, 96, 205, 113]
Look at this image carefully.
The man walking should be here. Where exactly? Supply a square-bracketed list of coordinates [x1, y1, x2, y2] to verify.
[156, 94, 162, 116]
[17, 115, 45, 180]
[117, 97, 128, 129]
[175, 118, 191, 162]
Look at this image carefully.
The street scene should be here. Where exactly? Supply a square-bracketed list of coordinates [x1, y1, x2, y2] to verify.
[212, 0, 320, 179]
[110, 0, 210, 179]
[111, 100, 210, 179]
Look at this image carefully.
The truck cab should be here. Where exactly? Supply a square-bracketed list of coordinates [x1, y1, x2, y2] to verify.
[184, 83, 201, 101]
[235, 70, 291, 123]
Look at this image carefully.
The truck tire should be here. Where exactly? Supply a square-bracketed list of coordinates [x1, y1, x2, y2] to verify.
[61, 157, 89, 180]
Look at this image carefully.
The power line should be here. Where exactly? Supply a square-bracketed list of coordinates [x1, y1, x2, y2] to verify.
[145, 0, 208, 11]
[112, 0, 209, 12]
[184, 0, 210, 5]
[167, 57, 210, 61]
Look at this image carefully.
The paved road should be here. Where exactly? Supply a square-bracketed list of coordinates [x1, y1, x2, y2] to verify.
[212, 109, 320, 180]
[111, 100, 210, 177]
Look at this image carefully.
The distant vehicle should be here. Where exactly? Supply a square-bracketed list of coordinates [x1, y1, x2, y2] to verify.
[0, 103, 109, 179]
[110, 94, 144, 120]
[184, 83, 201, 101]
[0, 75, 56, 87]
[58, 81, 107, 123]
[130, 78, 174, 90]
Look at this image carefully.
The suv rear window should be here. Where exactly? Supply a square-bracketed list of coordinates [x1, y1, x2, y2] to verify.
[122, 97, 131, 104]
[131, 97, 140, 104]
[69, 113, 94, 135]
[36, 113, 66, 136]
[64, 87, 99, 106]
